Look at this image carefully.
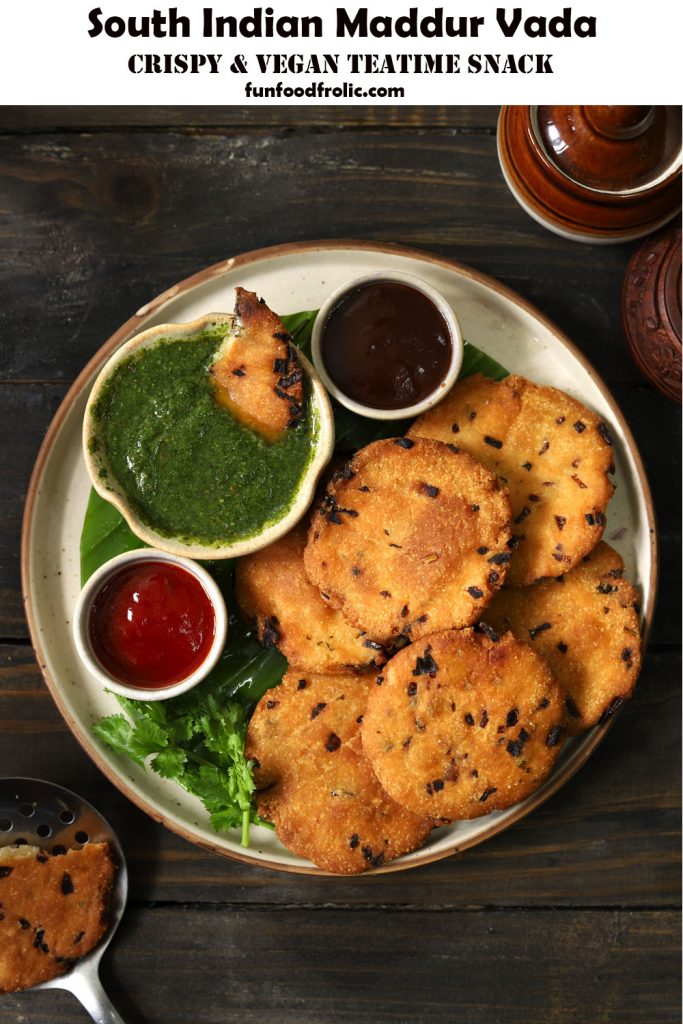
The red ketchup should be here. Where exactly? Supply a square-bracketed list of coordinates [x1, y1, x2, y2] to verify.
[89, 561, 215, 689]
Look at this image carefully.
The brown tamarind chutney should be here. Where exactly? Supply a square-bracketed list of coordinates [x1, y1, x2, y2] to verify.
[320, 281, 453, 410]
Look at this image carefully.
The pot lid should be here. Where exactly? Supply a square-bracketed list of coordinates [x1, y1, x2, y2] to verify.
[534, 106, 682, 195]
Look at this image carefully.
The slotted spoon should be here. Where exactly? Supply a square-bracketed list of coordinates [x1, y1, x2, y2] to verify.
[0, 777, 128, 1023]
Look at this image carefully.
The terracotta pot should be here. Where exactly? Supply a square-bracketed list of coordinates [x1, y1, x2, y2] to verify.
[622, 224, 682, 403]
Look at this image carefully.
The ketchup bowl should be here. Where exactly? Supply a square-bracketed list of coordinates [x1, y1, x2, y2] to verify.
[311, 271, 464, 421]
[73, 550, 227, 701]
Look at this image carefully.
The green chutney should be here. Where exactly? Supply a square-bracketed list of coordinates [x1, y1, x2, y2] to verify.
[92, 327, 318, 546]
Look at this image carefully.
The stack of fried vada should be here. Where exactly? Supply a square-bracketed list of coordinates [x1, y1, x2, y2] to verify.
[246, 671, 432, 874]
[237, 371, 642, 874]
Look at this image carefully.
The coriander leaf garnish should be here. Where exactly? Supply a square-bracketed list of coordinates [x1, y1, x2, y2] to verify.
[93, 686, 262, 847]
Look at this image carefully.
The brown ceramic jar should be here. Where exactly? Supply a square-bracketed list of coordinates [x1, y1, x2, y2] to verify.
[498, 106, 682, 243]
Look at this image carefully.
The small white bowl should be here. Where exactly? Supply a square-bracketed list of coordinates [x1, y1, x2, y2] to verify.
[311, 271, 464, 421]
[73, 549, 227, 701]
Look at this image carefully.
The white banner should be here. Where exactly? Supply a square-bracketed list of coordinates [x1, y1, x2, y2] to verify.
[0, 0, 681, 105]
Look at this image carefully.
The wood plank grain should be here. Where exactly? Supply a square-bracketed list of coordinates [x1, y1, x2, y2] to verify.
[0, 106, 501, 133]
[0, 384, 68, 636]
[1, 644, 679, 908]
[0, 128, 654, 387]
[2, 382, 678, 644]
[0, 907, 679, 1024]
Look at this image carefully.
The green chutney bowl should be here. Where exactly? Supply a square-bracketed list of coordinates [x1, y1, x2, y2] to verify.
[82, 314, 335, 560]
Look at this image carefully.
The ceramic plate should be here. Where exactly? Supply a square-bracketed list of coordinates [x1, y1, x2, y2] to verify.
[22, 241, 656, 875]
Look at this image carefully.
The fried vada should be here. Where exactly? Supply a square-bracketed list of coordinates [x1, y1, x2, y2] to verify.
[236, 523, 382, 673]
[210, 287, 304, 443]
[0, 842, 116, 993]
[408, 374, 615, 586]
[485, 542, 641, 733]
[304, 437, 512, 647]
[362, 628, 565, 821]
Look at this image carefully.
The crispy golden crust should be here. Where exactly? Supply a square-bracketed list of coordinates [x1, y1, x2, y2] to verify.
[235, 523, 381, 673]
[361, 629, 565, 821]
[0, 843, 115, 993]
[303, 437, 512, 647]
[408, 374, 615, 586]
[246, 672, 433, 874]
[210, 287, 304, 443]
[484, 542, 641, 734]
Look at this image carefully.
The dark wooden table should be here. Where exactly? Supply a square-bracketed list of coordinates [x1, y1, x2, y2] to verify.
[1, 106, 680, 1023]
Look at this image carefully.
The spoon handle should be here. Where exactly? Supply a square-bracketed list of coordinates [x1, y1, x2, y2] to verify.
[61, 963, 127, 1024]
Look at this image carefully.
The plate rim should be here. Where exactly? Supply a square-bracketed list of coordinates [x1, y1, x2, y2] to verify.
[21, 238, 658, 876]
